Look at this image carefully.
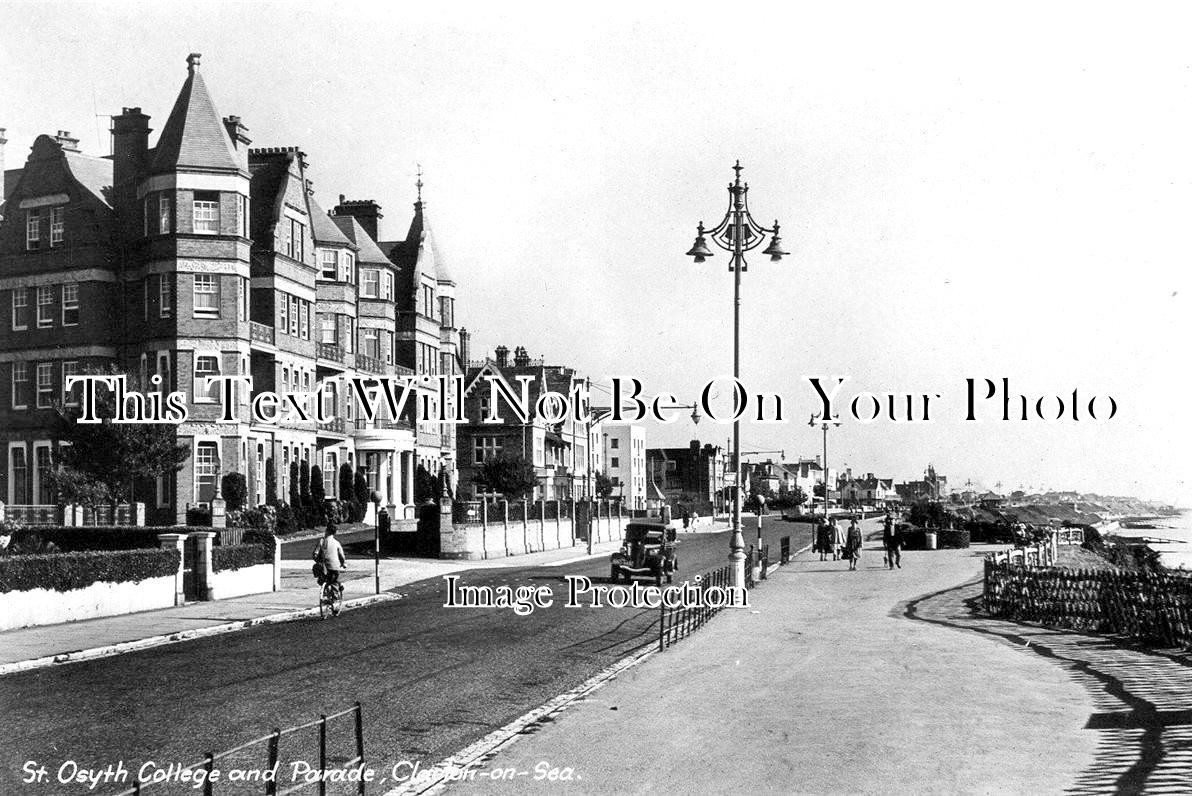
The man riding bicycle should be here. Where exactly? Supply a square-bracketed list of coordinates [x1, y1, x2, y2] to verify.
[313, 523, 347, 591]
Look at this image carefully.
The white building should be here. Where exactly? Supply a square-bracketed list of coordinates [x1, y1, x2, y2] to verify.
[603, 425, 646, 509]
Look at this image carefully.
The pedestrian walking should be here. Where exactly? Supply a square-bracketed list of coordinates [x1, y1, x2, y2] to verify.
[815, 519, 832, 561]
[882, 514, 903, 569]
[831, 517, 846, 562]
[845, 517, 863, 570]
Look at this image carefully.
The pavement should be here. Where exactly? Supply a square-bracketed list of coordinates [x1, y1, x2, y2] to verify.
[0, 517, 733, 675]
[426, 517, 1158, 795]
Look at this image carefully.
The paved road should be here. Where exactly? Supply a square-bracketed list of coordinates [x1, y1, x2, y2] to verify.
[0, 522, 810, 795]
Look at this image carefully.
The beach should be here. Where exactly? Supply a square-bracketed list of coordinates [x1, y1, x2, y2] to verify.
[1105, 510, 1192, 570]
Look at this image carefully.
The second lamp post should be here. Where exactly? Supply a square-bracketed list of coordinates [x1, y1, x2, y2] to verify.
[686, 160, 788, 591]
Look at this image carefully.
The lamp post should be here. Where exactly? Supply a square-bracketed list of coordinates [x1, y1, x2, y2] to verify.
[686, 160, 788, 590]
[808, 413, 841, 518]
[369, 489, 382, 595]
[740, 449, 784, 550]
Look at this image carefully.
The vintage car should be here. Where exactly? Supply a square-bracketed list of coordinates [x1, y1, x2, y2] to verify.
[610, 522, 678, 585]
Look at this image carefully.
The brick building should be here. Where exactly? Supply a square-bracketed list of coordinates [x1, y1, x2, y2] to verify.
[646, 440, 729, 514]
[455, 345, 598, 501]
[0, 54, 461, 522]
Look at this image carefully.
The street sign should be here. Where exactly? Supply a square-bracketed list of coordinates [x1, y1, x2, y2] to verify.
[724, 473, 738, 486]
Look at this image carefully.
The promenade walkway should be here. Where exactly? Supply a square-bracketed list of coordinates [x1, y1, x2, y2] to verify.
[438, 518, 1192, 794]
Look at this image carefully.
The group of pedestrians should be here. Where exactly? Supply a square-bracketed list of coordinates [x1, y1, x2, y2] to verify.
[813, 513, 905, 571]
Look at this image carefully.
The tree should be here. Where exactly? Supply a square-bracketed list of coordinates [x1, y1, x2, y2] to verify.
[310, 465, 326, 525]
[221, 472, 247, 511]
[414, 464, 438, 504]
[47, 465, 112, 518]
[54, 390, 189, 514]
[594, 471, 615, 499]
[473, 454, 537, 500]
[265, 458, 277, 507]
[353, 469, 370, 521]
[288, 460, 301, 520]
[299, 460, 312, 516]
[338, 462, 354, 503]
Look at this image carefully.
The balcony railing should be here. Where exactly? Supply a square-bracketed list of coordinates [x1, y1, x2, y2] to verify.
[355, 353, 385, 374]
[317, 417, 346, 436]
[353, 418, 413, 431]
[249, 321, 274, 346]
[317, 342, 345, 364]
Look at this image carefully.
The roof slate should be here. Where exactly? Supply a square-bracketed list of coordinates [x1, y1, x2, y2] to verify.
[309, 195, 353, 247]
[331, 215, 393, 265]
[150, 66, 240, 173]
[64, 151, 114, 208]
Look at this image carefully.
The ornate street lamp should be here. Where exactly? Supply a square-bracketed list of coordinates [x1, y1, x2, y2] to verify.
[808, 413, 841, 518]
[687, 160, 788, 590]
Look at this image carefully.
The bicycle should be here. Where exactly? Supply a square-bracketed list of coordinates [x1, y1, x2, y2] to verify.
[318, 570, 345, 619]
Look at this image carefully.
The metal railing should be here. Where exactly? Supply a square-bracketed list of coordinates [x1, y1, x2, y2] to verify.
[317, 418, 346, 436]
[115, 703, 365, 796]
[659, 565, 735, 650]
[354, 353, 385, 374]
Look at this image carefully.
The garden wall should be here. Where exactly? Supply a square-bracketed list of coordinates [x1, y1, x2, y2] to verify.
[0, 548, 180, 631]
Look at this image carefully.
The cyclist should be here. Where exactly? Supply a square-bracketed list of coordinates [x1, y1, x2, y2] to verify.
[312, 523, 347, 595]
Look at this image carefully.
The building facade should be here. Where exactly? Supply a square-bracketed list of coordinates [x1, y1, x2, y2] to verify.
[602, 424, 646, 509]
[0, 55, 462, 522]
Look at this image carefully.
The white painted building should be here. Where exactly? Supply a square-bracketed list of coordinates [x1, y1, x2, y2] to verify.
[603, 425, 646, 509]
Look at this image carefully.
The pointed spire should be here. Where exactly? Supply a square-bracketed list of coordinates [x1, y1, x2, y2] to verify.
[150, 54, 240, 173]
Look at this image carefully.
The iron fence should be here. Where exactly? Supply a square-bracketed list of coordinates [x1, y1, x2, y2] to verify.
[115, 703, 365, 796]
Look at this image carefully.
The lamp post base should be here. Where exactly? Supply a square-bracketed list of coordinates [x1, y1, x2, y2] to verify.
[728, 525, 747, 596]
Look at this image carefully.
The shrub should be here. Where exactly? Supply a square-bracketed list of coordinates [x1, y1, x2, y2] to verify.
[5, 526, 188, 553]
[299, 461, 312, 516]
[212, 543, 272, 572]
[0, 548, 179, 593]
[265, 458, 278, 507]
[936, 528, 971, 549]
[339, 463, 354, 504]
[221, 472, 248, 512]
[274, 503, 301, 535]
[227, 507, 275, 533]
[353, 470, 369, 520]
[310, 465, 326, 525]
[288, 462, 302, 524]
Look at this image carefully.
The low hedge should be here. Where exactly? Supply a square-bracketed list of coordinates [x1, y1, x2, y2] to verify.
[0, 548, 180, 594]
[937, 528, 971, 549]
[212, 543, 272, 572]
[5, 526, 215, 553]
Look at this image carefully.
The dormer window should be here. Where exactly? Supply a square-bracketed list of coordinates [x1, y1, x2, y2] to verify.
[193, 192, 220, 234]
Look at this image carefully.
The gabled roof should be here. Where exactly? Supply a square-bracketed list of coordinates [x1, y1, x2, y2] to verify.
[64, 151, 114, 208]
[332, 215, 392, 265]
[150, 57, 239, 173]
[309, 196, 353, 247]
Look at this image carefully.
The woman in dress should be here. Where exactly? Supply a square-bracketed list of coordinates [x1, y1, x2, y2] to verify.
[816, 520, 832, 561]
[846, 517, 863, 570]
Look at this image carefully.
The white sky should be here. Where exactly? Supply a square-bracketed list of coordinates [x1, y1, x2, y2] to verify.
[2, 1, 1189, 504]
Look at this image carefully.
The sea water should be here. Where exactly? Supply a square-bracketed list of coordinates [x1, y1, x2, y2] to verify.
[1108, 511, 1192, 570]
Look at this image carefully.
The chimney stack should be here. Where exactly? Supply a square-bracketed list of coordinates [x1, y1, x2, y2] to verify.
[332, 197, 383, 242]
[111, 108, 151, 188]
[513, 346, 530, 367]
[459, 327, 471, 366]
[53, 130, 80, 152]
[494, 345, 509, 367]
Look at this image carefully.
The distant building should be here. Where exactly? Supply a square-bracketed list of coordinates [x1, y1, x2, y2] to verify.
[647, 440, 729, 514]
[896, 464, 949, 502]
[456, 345, 593, 501]
[603, 424, 646, 509]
